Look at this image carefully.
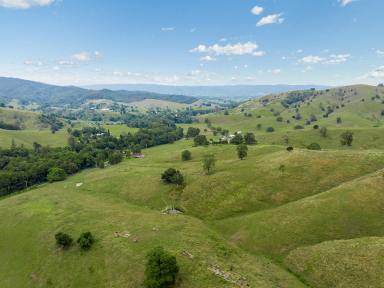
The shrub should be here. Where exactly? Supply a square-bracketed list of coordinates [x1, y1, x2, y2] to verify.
[55, 232, 73, 248]
[181, 150, 191, 161]
[313, 125, 319, 129]
[144, 247, 179, 288]
[47, 167, 67, 183]
[286, 146, 294, 152]
[266, 127, 275, 133]
[108, 152, 123, 165]
[294, 125, 304, 130]
[307, 143, 321, 150]
[77, 232, 95, 250]
[341, 131, 353, 146]
[161, 168, 184, 185]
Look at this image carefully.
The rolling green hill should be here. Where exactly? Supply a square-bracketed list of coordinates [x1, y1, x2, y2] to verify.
[0, 77, 197, 107]
[201, 84, 384, 149]
[2, 84, 384, 287]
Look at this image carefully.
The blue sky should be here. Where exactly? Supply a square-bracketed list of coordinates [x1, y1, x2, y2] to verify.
[0, 0, 383, 86]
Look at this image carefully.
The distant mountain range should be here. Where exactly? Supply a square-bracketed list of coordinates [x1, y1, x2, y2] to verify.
[0, 77, 197, 107]
[86, 83, 330, 100]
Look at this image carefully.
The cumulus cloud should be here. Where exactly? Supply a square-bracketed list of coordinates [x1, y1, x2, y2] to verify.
[0, 0, 54, 9]
[190, 42, 265, 57]
[251, 5, 264, 15]
[256, 13, 284, 27]
[339, 0, 356, 7]
[376, 49, 384, 56]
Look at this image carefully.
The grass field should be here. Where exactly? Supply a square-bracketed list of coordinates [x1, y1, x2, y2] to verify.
[2, 85, 384, 287]
[285, 237, 384, 288]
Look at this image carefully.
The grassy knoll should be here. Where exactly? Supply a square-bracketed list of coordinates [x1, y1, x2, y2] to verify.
[214, 170, 384, 259]
[0, 128, 69, 148]
[198, 85, 384, 149]
[285, 237, 384, 288]
[0, 149, 306, 287]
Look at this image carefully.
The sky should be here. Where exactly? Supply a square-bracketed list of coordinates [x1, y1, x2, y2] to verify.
[0, 0, 383, 86]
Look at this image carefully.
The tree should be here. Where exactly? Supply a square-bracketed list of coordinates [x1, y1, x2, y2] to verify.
[55, 232, 73, 249]
[202, 154, 216, 175]
[237, 144, 248, 160]
[144, 247, 179, 288]
[77, 232, 95, 250]
[186, 127, 200, 138]
[337, 117, 342, 124]
[47, 167, 67, 183]
[161, 168, 185, 186]
[230, 134, 243, 145]
[181, 150, 191, 161]
[244, 132, 256, 145]
[194, 135, 208, 146]
[319, 127, 328, 138]
[286, 146, 294, 152]
[108, 151, 123, 165]
[340, 131, 353, 146]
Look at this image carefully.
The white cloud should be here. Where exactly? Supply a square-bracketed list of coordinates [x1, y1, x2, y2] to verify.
[0, 0, 54, 9]
[161, 27, 175, 32]
[24, 60, 43, 66]
[300, 55, 324, 64]
[251, 5, 264, 15]
[191, 42, 265, 57]
[376, 49, 384, 56]
[256, 13, 284, 27]
[324, 54, 351, 64]
[339, 0, 356, 7]
[296, 49, 304, 53]
[70, 51, 102, 62]
[300, 54, 350, 65]
[268, 68, 281, 74]
[360, 66, 384, 79]
[200, 55, 216, 62]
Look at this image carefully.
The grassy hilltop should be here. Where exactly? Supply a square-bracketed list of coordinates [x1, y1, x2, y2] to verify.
[1, 85, 384, 287]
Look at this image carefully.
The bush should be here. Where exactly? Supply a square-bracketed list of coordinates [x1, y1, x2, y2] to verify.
[307, 143, 321, 150]
[47, 167, 67, 183]
[266, 127, 275, 133]
[313, 125, 319, 129]
[161, 168, 184, 186]
[294, 125, 304, 130]
[286, 146, 294, 152]
[181, 150, 191, 161]
[77, 232, 95, 250]
[55, 232, 73, 248]
[144, 247, 179, 288]
[108, 151, 123, 165]
[341, 131, 353, 146]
